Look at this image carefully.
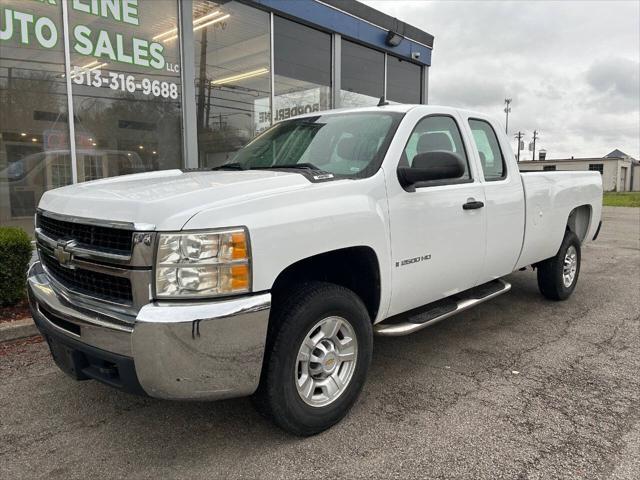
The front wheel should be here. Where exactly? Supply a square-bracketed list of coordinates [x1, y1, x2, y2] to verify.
[537, 230, 581, 301]
[253, 282, 373, 436]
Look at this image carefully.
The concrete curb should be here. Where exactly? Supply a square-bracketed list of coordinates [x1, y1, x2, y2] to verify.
[0, 318, 39, 343]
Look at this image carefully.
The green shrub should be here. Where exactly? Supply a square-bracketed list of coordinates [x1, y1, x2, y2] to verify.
[0, 227, 33, 306]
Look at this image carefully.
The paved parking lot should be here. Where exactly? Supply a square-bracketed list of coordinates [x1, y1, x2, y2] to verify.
[1, 207, 638, 480]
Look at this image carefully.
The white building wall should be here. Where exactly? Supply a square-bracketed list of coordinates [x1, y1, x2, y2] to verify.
[632, 164, 640, 192]
[519, 159, 637, 192]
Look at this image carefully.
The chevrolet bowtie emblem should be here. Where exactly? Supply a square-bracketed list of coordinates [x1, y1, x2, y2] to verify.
[53, 240, 77, 269]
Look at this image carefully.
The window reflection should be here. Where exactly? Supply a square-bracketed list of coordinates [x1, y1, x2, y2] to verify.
[193, 0, 271, 168]
[0, 0, 70, 233]
[341, 40, 384, 108]
[387, 55, 422, 104]
[68, 0, 183, 182]
[273, 17, 331, 122]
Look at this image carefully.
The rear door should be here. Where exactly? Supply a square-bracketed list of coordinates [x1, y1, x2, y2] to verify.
[386, 113, 487, 316]
[464, 116, 525, 281]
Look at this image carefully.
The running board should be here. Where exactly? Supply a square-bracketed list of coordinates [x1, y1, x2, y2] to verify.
[374, 279, 511, 337]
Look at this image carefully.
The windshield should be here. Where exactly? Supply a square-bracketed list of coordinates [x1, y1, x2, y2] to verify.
[229, 111, 404, 177]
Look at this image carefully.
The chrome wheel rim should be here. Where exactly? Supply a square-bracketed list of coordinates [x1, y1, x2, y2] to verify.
[295, 316, 358, 408]
[563, 245, 578, 287]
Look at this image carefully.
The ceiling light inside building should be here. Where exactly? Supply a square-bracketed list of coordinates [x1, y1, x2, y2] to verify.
[82, 60, 99, 69]
[212, 67, 269, 86]
[153, 10, 221, 40]
[164, 14, 230, 42]
[156, 12, 230, 43]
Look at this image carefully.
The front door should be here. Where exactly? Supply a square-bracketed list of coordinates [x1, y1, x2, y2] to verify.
[386, 113, 486, 316]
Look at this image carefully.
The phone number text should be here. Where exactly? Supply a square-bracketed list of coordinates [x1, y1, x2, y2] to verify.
[72, 68, 179, 99]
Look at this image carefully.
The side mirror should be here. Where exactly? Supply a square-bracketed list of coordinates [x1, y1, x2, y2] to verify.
[397, 150, 465, 189]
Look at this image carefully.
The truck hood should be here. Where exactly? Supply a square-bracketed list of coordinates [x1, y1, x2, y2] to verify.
[38, 169, 311, 230]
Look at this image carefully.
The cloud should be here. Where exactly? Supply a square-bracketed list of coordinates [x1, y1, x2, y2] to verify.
[362, 0, 640, 159]
[585, 57, 640, 113]
[586, 57, 639, 98]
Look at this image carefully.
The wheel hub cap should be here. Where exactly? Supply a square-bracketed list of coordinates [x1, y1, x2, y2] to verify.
[563, 245, 578, 288]
[295, 316, 358, 408]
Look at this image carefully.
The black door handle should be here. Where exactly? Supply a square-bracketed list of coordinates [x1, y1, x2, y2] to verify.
[463, 200, 484, 210]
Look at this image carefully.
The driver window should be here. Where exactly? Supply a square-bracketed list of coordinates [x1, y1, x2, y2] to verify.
[401, 116, 470, 179]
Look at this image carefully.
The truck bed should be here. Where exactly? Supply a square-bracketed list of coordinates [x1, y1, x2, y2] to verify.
[515, 171, 603, 268]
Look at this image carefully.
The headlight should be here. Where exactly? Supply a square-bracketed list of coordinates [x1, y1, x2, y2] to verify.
[154, 228, 251, 298]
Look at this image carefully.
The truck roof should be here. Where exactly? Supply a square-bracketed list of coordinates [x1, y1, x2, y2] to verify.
[290, 104, 488, 120]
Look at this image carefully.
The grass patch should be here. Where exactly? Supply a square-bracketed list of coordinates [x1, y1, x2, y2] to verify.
[603, 192, 640, 207]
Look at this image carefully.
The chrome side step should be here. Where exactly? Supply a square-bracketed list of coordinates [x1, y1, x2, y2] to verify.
[374, 279, 512, 336]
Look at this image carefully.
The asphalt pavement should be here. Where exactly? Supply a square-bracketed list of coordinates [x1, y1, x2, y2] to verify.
[1, 206, 638, 480]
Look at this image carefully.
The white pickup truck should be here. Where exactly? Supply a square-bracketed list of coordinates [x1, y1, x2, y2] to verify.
[27, 104, 603, 435]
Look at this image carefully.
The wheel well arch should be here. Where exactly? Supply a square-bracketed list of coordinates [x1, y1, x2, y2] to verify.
[270, 246, 381, 321]
[566, 205, 592, 242]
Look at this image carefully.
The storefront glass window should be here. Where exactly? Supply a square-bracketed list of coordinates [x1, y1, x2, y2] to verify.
[0, 0, 70, 233]
[193, 0, 271, 168]
[341, 40, 384, 108]
[273, 16, 331, 122]
[387, 55, 421, 104]
[67, 0, 183, 181]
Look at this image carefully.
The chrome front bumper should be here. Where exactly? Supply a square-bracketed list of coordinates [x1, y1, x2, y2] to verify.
[27, 261, 271, 401]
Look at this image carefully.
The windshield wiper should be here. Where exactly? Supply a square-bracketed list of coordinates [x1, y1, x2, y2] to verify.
[255, 163, 320, 170]
[210, 162, 247, 171]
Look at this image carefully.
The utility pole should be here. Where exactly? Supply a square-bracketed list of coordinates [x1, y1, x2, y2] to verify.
[531, 130, 539, 161]
[504, 98, 512, 134]
[514, 131, 524, 162]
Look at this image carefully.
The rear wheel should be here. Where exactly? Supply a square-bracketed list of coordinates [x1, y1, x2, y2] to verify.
[537, 230, 581, 300]
[253, 282, 372, 436]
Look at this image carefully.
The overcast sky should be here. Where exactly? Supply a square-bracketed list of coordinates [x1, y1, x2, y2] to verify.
[363, 0, 640, 160]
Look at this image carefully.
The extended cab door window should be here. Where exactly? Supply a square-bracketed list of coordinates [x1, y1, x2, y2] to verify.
[468, 119, 506, 181]
[400, 115, 472, 186]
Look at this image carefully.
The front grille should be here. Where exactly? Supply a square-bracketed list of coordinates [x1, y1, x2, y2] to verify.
[41, 253, 133, 304]
[38, 213, 133, 254]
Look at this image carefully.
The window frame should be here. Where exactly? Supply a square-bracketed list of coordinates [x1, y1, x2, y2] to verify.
[397, 114, 475, 190]
[468, 117, 508, 182]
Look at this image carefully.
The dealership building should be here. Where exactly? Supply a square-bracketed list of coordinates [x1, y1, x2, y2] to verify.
[0, 0, 434, 234]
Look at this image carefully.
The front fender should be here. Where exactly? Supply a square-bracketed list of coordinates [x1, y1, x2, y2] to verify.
[183, 173, 392, 322]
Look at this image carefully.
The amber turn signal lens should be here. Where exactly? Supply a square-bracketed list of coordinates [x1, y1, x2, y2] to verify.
[231, 232, 248, 259]
[231, 264, 250, 289]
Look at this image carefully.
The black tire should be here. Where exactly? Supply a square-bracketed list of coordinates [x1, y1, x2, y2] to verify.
[253, 281, 373, 436]
[537, 230, 581, 301]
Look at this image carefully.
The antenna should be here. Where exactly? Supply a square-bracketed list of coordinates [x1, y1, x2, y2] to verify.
[378, 96, 389, 107]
